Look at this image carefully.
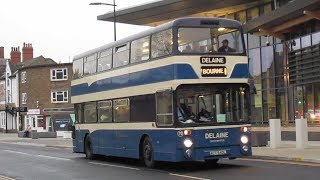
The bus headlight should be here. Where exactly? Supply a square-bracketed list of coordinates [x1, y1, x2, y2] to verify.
[311, 114, 316, 119]
[241, 136, 249, 144]
[183, 139, 193, 148]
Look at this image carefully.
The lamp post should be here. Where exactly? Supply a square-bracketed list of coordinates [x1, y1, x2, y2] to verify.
[90, 1, 117, 41]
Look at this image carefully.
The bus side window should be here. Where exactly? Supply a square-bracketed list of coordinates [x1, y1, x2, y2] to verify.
[151, 29, 173, 58]
[75, 103, 83, 124]
[155, 90, 173, 126]
[83, 102, 97, 123]
[73, 58, 83, 79]
[113, 98, 130, 123]
[131, 36, 150, 63]
[84, 54, 97, 75]
[98, 49, 112, 72]
[113, 44, 129, 68]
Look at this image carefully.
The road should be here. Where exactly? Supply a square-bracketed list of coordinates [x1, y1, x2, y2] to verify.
[0, 142, 319, 180]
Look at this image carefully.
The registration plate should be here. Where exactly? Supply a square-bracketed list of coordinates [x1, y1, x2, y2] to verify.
[209, 150, 227, 156]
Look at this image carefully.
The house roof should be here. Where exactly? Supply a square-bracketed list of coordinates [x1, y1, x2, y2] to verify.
[18, 55, 57, 70]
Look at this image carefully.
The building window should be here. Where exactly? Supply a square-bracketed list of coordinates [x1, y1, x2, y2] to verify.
[21, 71, 27, 83]
[1, 112, 5, 127]
[7, 90, 10, 103]
[51, 68, 68, 81]
[51, 90, 68, 103]
[22, 93, 27, 104]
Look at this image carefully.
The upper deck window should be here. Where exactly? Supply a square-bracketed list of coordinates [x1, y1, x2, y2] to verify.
[151, 29, 172, 58]
[73, 58, 83, 79]
[98, 49, 112, 72]
[84, 54, 97, 75]
[178, 27, 244, 54]
[131, 36, 150, 63]
[113, 44, 129, 68]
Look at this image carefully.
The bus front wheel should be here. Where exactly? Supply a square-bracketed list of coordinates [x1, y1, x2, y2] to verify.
[85, 136, 95, 159]
[142, 137, 155, 168]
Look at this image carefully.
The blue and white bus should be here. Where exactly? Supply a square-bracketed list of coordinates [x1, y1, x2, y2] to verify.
[71, 17, 251, 167]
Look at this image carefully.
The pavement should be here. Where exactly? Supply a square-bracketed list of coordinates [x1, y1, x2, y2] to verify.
[1, 133, 320, 164]
[0, 133, 72, 149]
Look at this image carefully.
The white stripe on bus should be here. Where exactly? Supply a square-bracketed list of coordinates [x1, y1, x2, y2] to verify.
[71, 79, 248, 104]
[76, 123, 250, 132]
[71, 56, 247, 86]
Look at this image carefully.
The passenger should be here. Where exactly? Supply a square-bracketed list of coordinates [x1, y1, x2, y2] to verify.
[191, 42, 201, 53]
[177, 101, 186, 121]
[182, 45, 192, 53]
[218, 39, 236, 53]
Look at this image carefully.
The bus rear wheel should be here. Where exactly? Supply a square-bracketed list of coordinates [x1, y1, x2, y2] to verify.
[142, 137, 155, 168]
[85, 136, 95, 159]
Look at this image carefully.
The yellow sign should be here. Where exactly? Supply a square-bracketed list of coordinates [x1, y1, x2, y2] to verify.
[201, 66, 227, 77]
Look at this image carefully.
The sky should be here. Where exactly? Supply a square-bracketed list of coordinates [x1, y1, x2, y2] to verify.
[0, 0, 153, 63]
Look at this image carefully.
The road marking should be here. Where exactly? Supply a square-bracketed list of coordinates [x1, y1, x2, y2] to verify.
[37, 155, 71, 161]
[238, 158, 320, 167]
[169, 173, 211, 180]
[0, 175, 15, 180]
[2, 150, 71, 161]
[2, 150, 33, 156]
[89, 162, 140, 170]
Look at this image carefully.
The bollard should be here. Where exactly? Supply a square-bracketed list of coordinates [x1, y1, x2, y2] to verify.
[295, 118, 308, 149]
[269, 119, 281, 148]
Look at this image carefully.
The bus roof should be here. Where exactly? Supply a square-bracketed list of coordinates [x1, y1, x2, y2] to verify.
[73, 17, 242, 61]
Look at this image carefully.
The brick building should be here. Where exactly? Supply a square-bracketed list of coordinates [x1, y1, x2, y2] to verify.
[18, 56, 73, 132]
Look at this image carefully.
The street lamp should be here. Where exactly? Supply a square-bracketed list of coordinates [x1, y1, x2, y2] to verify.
[90, 1, 117, 41]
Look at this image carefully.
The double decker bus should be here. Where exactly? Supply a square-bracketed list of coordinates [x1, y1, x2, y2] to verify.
[71, 17, 251, 167]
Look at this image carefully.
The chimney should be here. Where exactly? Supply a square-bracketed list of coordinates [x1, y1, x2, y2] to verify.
[22, 42, 33, 61]
[0, 46, 4, 59]
[10, 46, 21, 64]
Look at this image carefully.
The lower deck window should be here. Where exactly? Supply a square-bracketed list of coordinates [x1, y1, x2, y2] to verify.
[113, 99, 130, 122]
[84, 102, 97, 123]
[98, 101, 112, 123]
[156, 90, 173, 126]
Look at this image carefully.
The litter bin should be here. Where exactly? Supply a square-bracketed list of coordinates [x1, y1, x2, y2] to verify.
[31, 130, 38, 139]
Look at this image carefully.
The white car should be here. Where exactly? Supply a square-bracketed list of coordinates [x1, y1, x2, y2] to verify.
[306, 109, 320, 120]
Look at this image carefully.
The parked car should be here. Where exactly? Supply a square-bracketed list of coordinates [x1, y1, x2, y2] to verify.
[306, 109, 320, 121]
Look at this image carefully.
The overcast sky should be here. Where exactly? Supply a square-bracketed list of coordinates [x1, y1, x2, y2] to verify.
[0, 0, 153, 63]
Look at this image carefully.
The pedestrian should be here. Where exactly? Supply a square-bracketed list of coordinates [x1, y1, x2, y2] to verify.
[24, 124, 32, 138]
